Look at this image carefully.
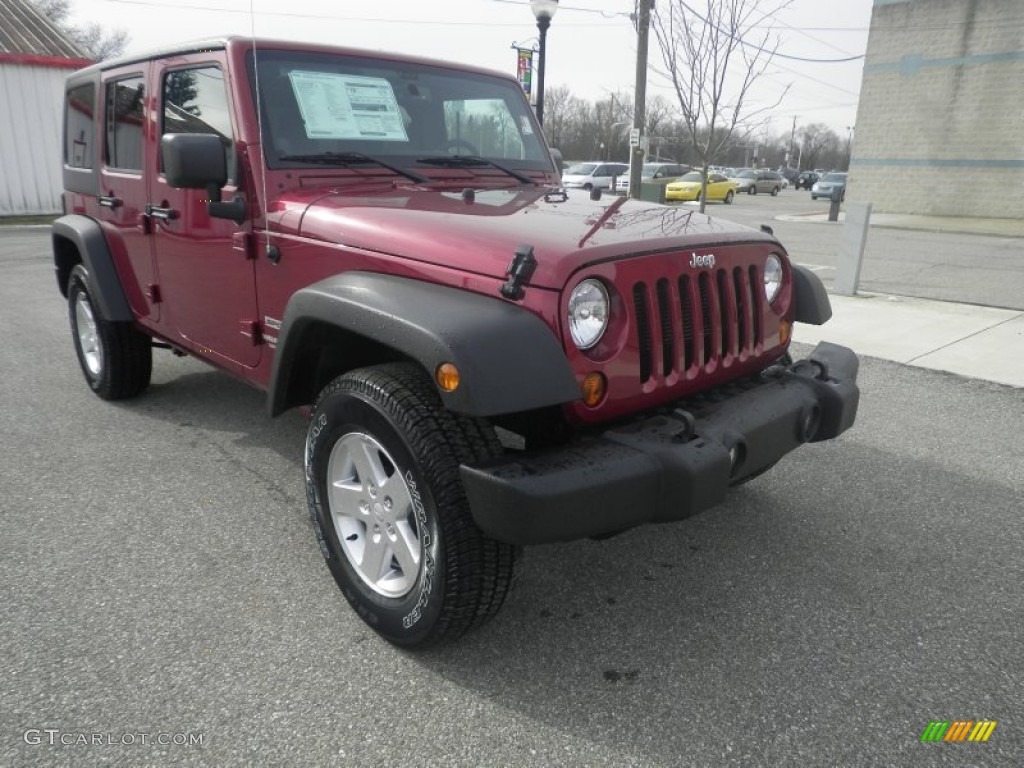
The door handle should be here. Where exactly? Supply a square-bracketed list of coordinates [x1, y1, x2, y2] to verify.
[145, 203, 179, 221]
[97, 194, 122, 209]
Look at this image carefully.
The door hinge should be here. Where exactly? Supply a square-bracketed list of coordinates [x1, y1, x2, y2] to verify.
[240, 319, 261, 345]
[232, 232, 255, 260]
[147, 284, 162, 303]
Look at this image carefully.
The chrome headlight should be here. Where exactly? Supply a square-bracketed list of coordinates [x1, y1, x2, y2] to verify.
[764, 254, 783, 303]
[568, 279, 609, 350]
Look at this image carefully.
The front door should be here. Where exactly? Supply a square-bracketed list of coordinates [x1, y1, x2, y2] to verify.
[149, 57, 260, 367]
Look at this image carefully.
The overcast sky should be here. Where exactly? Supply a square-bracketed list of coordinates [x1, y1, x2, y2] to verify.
[67, 0, 875, 135]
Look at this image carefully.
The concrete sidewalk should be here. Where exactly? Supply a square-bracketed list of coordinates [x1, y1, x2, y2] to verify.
[793, 292, 1024, 388]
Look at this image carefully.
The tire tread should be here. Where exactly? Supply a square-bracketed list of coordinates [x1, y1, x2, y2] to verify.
[311, 363, 519, 646]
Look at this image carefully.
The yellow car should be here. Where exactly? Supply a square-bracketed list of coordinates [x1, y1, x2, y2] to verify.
[665, 172, 737, 204]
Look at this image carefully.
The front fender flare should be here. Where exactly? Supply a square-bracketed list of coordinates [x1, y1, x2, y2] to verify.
[792, 264, 832, 325]
[268, 272, 580, 417]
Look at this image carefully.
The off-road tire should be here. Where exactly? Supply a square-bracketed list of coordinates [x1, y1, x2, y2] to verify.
[67, 264, 151, 400]
[305, 363, 519, 647]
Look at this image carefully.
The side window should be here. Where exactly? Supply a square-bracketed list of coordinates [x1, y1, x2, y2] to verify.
[162, 66, 236, 182]
[105, 76, 145, 171]
[65, 82, 96, 168]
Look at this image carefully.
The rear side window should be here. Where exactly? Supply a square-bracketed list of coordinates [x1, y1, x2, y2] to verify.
[162, 66, 236, 182]
[65, 82, 96, 168]
[105, 76, 145, 171]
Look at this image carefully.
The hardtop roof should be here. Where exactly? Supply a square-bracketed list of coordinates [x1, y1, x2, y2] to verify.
[70, 36, 517, 85]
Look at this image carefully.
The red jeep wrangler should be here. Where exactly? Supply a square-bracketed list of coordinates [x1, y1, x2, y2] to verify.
[54, 37, 859, 646]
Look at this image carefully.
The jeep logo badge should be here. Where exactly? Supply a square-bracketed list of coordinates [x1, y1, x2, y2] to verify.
[689, 252, 715, 269]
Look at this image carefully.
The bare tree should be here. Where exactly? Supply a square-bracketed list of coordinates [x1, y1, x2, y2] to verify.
[799, 123, 840, 172]
[652, 0, 792, 212]
[34, 0, 129, 60]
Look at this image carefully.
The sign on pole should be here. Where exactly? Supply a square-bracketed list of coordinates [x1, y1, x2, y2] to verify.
[628, 128, 641, 147]
[516, 48, 534, 97]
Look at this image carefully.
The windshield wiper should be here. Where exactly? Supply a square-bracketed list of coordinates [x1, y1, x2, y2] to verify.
[415, 156, 537, 185]
[278, 151, 429, 184]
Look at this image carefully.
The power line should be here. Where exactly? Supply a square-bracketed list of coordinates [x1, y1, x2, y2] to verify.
[101, 0, 619, 26]
[673, 1, 865, 63]
[489, 0, 629, 18]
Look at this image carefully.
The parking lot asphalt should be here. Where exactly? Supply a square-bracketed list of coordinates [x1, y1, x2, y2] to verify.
[2, 221, 1023, 766]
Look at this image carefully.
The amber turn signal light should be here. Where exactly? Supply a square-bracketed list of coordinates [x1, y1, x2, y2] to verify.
[779, 319, 791, 345]
[435, 363, 460, 392]
[581, 372, 607, 407]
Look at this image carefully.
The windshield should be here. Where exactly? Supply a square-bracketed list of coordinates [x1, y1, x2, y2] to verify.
[823, 173, 848, 182]
[250, 50, 551, 173]
[737, 170, 756, 179]
[565, 163, 598, 175]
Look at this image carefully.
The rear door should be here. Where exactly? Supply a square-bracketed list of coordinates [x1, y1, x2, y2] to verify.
[148, 56, 260, 367]
[98, 64, 159, 321]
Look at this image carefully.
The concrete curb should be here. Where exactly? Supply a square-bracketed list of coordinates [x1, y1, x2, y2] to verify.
[776, 210, 1024, 238]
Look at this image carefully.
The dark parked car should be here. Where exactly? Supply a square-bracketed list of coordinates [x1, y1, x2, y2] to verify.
[795, 171, 819, 190]
[778, 167, 799, 185]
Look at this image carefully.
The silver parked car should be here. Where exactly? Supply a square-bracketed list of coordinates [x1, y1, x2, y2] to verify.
[730, 169, 784, 196]
[613, 162, 688, 195]
[811, 172, 848, 201]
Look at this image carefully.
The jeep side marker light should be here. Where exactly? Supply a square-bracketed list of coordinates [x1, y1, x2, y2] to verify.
[581, 372, 606, 407]
[436, 363, 460, 392]
[779, 319, 791, 345]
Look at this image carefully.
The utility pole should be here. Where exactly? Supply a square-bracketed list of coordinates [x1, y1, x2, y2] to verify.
[789, 115, 797, 168]
[628, 0, 651, 199]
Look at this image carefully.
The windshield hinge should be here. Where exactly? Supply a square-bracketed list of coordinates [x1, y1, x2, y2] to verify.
[232, 232, 255, 260]
[500, 244, 537, 301]
[240, 319, 261, 345]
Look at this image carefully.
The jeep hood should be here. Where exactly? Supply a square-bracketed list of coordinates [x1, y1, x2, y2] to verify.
[273, 185, 776, 289]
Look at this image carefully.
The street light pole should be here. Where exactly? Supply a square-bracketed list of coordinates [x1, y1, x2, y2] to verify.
[628, 0, 651, 199]
[531, 0, 559, 127]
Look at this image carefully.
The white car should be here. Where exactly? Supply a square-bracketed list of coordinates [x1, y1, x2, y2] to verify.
[561, 162, 629, 191]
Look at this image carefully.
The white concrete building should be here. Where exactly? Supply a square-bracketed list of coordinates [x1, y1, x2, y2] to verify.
[0, 0, 90, 216]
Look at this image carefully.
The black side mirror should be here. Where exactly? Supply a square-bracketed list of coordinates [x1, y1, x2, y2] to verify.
[162, 133, 227, 192]
[161, 133, 245, 224]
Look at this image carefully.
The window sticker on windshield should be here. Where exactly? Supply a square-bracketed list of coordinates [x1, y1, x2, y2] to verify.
[288, 71, 409, 142]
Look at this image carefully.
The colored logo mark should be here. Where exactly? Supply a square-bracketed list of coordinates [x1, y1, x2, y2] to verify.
[920, 720, 997, 742]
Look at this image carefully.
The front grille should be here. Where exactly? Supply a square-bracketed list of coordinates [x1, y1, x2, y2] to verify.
[632, 265, 763, 383]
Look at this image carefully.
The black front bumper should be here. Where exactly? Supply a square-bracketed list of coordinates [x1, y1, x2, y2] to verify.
[460, 342, 859, 545]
